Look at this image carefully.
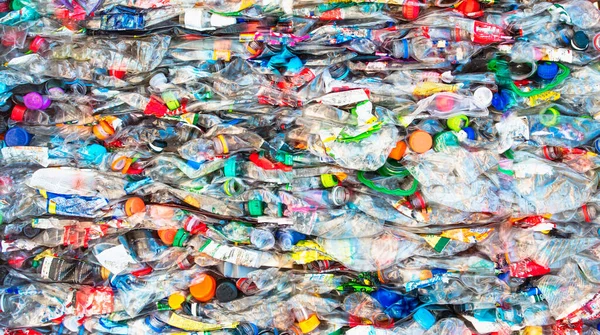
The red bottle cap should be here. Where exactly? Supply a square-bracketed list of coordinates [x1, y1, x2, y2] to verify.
[29, 35, 47, 53]
[10, 105, 27, 122]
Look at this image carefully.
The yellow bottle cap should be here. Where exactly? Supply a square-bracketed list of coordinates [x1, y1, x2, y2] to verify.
[320, 174, 338, 188]
[523, 326, 543, 335]
[297, 314, 320, 334]
[100, 266, 111, 280]
[168, 292, 186, 309]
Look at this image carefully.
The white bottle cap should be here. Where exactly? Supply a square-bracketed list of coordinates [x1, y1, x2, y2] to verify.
[473, 87, 493, 108]
[210, 14, 237, 28]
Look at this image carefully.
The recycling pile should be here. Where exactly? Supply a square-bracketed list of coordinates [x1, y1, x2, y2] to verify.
[3, 0, 600, 334]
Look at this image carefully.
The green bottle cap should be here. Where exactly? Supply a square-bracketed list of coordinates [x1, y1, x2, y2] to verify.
[320, 174, 338, 188]
[247, 200, 264, 217]
[162, 91, 180, 111]
[503, 149, 515, 160]
[10, 0, 27, 11]
[276, 152, 294, 166]
[446, 114, 469, 131]
[173, 228, 190, 247]
[277, 202, 284, 217]
[224, 159, 237, 178]
[32, 260, 40, 268]
[433, 131, 459, 152]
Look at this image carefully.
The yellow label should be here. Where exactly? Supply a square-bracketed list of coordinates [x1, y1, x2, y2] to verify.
[528, 91, 560, 107]
[213, 49, 231, 61]
[413, 82, 458, 97]
[39, 189, 47, 198]
[33, 249, 55, 262]
[239, 33, 255, 42]
[168, 313, 237, 331]
[440, 228, 493, 243]
[48, 201, 57, 214]
[239, 0, 255, 10]
[183, 195, 200, 208]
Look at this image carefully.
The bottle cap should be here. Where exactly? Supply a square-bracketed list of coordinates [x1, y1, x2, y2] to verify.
[446, 114, 469, 131]
[108, 68, 126, 79]
[571, 31, 589, 51]
[408, 130, 432, 154]
[187, 160, 201, 170]
[216, 280, 239, 302]
[491, 92, 507, 111]
[149, 73, 168, 88]
[162, 91, 180, 111]
[28, 35, 46, 53]
[189, 273, 216, 302]
[168, 292, 186, 309]
[85, 144, 108, 165]
[371, 288, 402, 308]
[473, 87, 493, 108]
[247, 200, 264, 217]
[435, 94, 455, 113]
[10, 104, 27, 122]
[297, 314, 320, 333]
[413, 308, 435, 330]
[536, 62, 559, 80]
[100, 266, 111, 280]
[460, 126, 477, 140]
[23, 92, 50, 110]
[4, 127, 32, 147]
[148, 139, 167, 153]
[224, 159, 237, 177]
[433, 131, 459, 152]
[224, 178, 244, 196]
[173, 228, 190, 247]
[10, 0, 25, 10]
[125, 197, 146, 216]
[329, 63, 350, 80]
[331, 186, 350, 206]
[236, 323, 259, 335]
[594, 33, 600, 51]
[22, 225, 40, 238]
[213, 135, 228, 155]
[92, 120, 116, 140]
[402, 0, 420, 20]
[158, 228, 177, 245]
[523, 326, 543, 335]
[320, 174, 338, 188]
[388, 140, 407, 160]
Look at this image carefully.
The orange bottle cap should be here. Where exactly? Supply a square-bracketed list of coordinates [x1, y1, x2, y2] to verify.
[158, 228, 178, 245]
[125, 197, 146, 216]
[389, 141, 407, 160]
[92, 120, 115, 140]
[409, 130, 432, 154]
[189, 273, 216, 302]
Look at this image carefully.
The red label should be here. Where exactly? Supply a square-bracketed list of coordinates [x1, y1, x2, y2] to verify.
[76, 286, 115, 316]
[508, 258, 550, 278]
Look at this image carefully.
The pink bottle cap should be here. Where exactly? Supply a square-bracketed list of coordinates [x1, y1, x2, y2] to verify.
[23, 92, 51, 110]
[29, 35, 47, 53]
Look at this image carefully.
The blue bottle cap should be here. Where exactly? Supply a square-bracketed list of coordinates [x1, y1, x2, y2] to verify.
[187, 160, 201, 170]
[491, 92, 507, 111]
[571, 31, 589, 51]
[371, 288, 402, 308]
[461, 126, 477, 140]
[413, 308, 436, 330]
[4, 127, 32, 147]
[536, 62, 558, 80]
[80, 144, 107, 165]
[430, 268, 447, 276]
[236, 323, 259, 335]
[594, 138, 600, 153]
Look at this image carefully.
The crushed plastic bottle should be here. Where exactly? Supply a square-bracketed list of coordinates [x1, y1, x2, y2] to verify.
[2, 0, 600, 334]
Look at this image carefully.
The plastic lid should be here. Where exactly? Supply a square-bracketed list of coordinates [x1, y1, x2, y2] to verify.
[247, 200, 264, 217]
[173, 228, 190, 247]
[446, 114, 469, 131]
[148, 139, 167, 153]
[491, 92, 507, 111]
[320, 174, 338, 188]
[162, 91, 180, 111]
[473, 87, 493, 108]
[4, 127, 32, 147]
[329, 63, 350, 80]
[408, 130, 432, 154]
[216, 280, 239, 302]
[523, 326, 543, 335]
[402, 0, 420, 20]
[23, 92, 51, 110]
[594, 33, 600, 51]
[125, 197, 146, 216]
[236, 323, 259, 335]
[149, 73, 168, 88]
[388, 141, 407, 160]
[331, 186, 350, 206]
[433, 131, 459, 152]
[93, 120, 116, 140]
[100, 266, 111, 280]
[10, 104, 27, 122]
[536, 62, 558, 80]
[413, 308, 436, 330]
[168, 292, 186, 309]
[297, 314, 320, 333]
[10, 0, 26, 11]
[371, 288, 401, 308]
[189, 273, 216, 302]
[158, 228, 177, 245]
[29, 35, 47, 53]
[224, 159, 237, 177]
[460, 126, 477, 140]
[108, 68, 126, 79]
[571, 31, 589, 51]
[82, 144, 107, 165]
[213, 135, 228, 155]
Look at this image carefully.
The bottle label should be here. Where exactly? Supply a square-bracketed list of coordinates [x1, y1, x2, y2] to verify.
[167, 312, 238, 331]
[542, 48, 573, 63]
[421, 234, 450, 252]
[199, 239, 265, 267]
[527, 91, 560, 107]
[95, 244, 135, 275]
[184, 8, 211, 31]
[43, 191, 109, 218]
[40, 256, 56, 279]
[75, 286, 114, 316]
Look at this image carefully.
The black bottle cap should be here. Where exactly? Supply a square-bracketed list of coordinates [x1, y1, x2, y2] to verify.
[216, 280, 239, 303]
